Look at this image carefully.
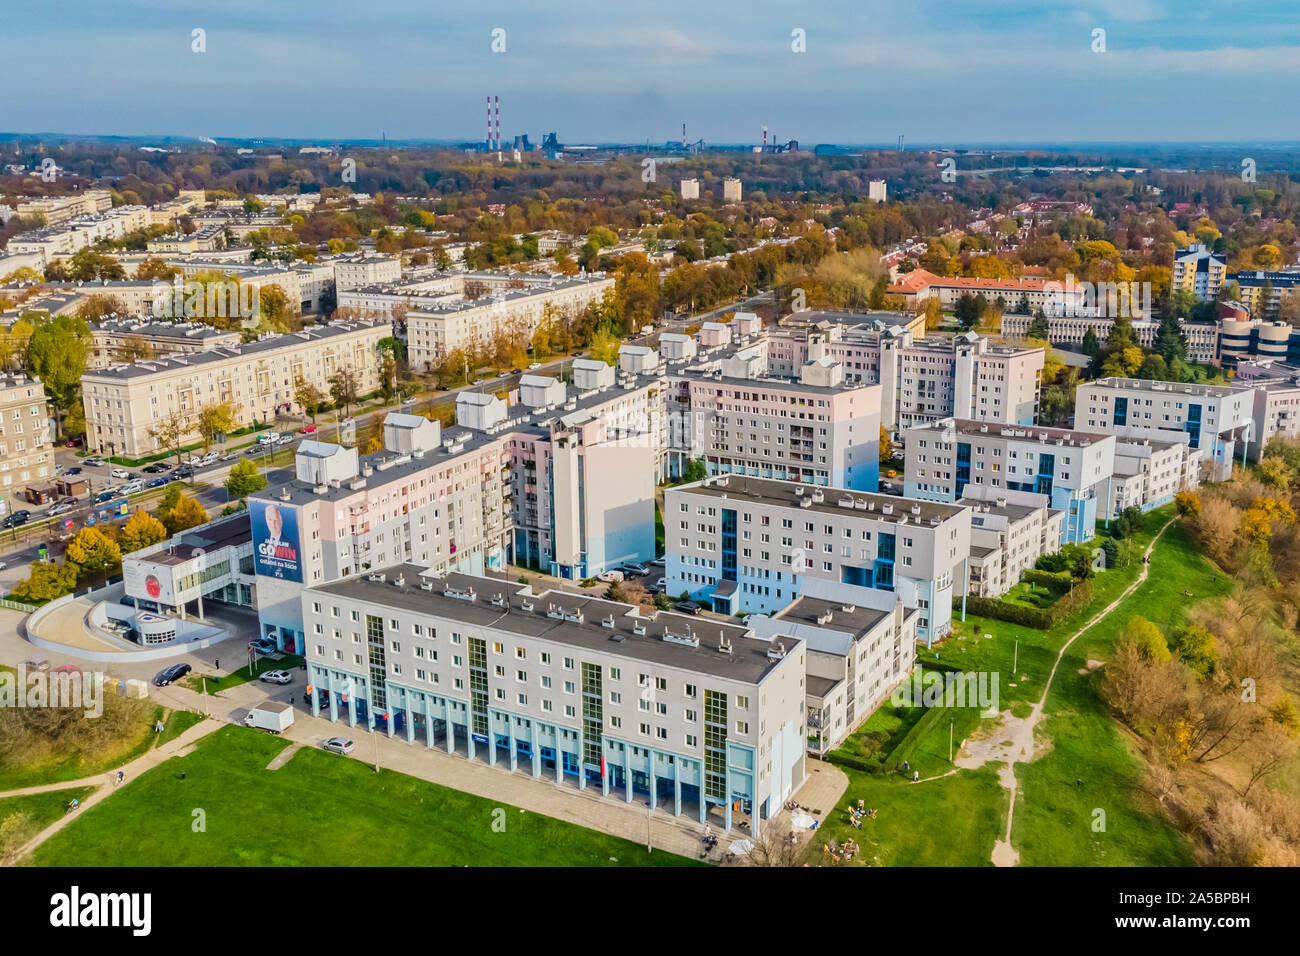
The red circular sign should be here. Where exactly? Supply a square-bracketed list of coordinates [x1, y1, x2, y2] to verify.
[145, 575, 161, 599]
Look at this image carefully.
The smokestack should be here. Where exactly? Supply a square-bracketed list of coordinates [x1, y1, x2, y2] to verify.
[762, 125, 767, 150]
[495, 95, 501, 151]
[682, 123, 686, 148]
[486, 96, 492, 150]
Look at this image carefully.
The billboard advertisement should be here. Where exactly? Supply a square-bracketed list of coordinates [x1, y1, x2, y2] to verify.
[123, 558, 178, 606]
[252, 499, 304, 583]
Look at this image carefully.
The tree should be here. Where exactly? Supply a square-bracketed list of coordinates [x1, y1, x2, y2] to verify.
[10, 561, 78, 603]
[329, 367, 360, 418]
[953, 293, 981, 330]
[225, 459, 268, 498]
[135, 257, 181, 281]
[293, 376, 327, 421]
[1122, 615, 1171, 664]
[161, 493, 209, 535]
[878, 426, 893, 465]
[64, 527, 122, 586]
[118, 512, 169, 554]
[1026, 309, 1049, 340]
[681, 459, 707, 483]
[1170, 625, 1218, 679]
[1081, 326, 1101, 359]
[74, 294, 127, 322]
[114, 334, 155, 363]
[25, 315, 90, 437]
[147, 409, 193, 463]
[1154, 312, 1188, 364]
[196, 402, 237, 454]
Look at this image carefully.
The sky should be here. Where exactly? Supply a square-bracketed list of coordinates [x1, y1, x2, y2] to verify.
[5, 0, 1300, 145]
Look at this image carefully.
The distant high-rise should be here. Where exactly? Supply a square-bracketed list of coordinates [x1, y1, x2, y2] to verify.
[868, 180, 887, 203]
[680, 178, 700, 200]
[722, 178, 742, 202]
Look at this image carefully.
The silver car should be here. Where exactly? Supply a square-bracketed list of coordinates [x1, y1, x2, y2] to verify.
[322, 737, 355, 755]
[259, 669, 293, 685]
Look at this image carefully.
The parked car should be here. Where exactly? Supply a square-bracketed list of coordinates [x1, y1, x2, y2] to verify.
[0, 560, 7, 571]
[142, 463, 168, 474]
[111, 468, 130, 479]
[47, 502, 74, 516]
[650, 557, 666, 567]
[510, 367, 522, 374]
[596, 569, 624, 583]
[220, 452, 240, 461]
[146, 477, 169, 489]
[275, 435, 293, 445]
[4, 511, 31, 528]
[58, 496, 77, 506]
[673, 601, 702, 616]
[174, 464, 194, 478]
[152, 663, 191, 687]
[304, 688, 332, 708]
[83, 457, 105, 467]
[619, 562, 651, 577]
[528, 362, 542, 370]
[259, 669, 294, 685]
[64, 466, 82, 477]
[248, 639, 277, 655]
[322, 737, 355, 755]
[93, 490, 116, 504]
[400, 397, 416, 406]
[301, 424, 318, 433]
[65, 438, 82, 448]
[121, 480, 145, 494]
[258, 431, 281, 445]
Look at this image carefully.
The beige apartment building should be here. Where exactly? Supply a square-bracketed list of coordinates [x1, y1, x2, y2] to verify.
[87, 319, 242, 369]
[81, 320, 388, 458]
[0, 373, 53, 514]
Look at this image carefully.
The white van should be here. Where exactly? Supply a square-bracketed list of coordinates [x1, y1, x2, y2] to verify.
[258, 431, 281, 445]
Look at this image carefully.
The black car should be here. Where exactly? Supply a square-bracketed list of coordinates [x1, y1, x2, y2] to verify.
[152, 663, 192, 686]
[175, 464, 195, 478]
[4, 510, 31, 528]
[673, 601, 702, 615]
[303, 688, 332, 708]
[93, 490, 115, 504]
[65, 466, 82, 476]
[142, 463, 168, 474]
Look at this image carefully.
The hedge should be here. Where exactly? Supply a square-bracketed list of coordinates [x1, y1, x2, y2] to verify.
[881, 704, 950, 772]
[1021, 568, 1073, 592]
[958, 578, 1095, 630]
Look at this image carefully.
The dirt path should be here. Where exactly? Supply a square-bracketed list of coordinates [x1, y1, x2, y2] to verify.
[955, 518, 1174, 866]
[2, 717, 221, 863]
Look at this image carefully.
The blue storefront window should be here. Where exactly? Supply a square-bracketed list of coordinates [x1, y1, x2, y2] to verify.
[1113, 397, 1127, 427]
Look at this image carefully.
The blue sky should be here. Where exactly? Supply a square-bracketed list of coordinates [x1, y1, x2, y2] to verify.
[6, 0, 1300, 144]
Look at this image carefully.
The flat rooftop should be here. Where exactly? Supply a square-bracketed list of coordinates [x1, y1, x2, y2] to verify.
[774, 595, 889, 637]
[138, 515, 252, 566]
[1087, 377, 1253, 398]
[313, 566, 794, 685]
[914, 418, 1112, 448]
[678, 474, 967, 526]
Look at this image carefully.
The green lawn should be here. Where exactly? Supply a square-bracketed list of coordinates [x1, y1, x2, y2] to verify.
[821, 506, 1213, 866]
[0, 786, 96, 862]
[813, 766, 1006, 866]
[1012, 520, 1228, 866]
[157, 709, 204, 747]
[26, 726, 701, 867]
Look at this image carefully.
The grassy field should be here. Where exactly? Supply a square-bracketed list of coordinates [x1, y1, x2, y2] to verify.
[1012, 520, 1229, 866]
[0, 786, 96, 863]
[820, 507, 1215, 866]
[812, 765, 1006, 866]
[26, 726, 701, 867]
[157, 709, 204, 747]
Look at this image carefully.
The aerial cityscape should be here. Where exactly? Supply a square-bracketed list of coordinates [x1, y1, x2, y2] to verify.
[0, 0, 1292, 934]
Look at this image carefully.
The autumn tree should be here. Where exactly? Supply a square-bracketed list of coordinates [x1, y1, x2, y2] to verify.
[329, 366, 360, 418]
[161, 492, 209, 535]
[25, 314, 90, 438]
[147, 409, 193, 464]
[118, 511, 168, 554]
[64, 527, 122, 586]
[114, 334, 155, 363]
[196, 402, 237, 453]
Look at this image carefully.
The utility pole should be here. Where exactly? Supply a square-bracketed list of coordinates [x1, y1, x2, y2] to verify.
[949, 719, 954, 762]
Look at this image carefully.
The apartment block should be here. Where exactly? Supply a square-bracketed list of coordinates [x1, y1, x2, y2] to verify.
[664, 475, 970, 643]
[959, 486, 1063, 598]
[747, 580, 916, 757]
[86, 319, 242, 369]
[1074, 377, 1255, 481]
[1107, 436, 1201, 518]
[251, 416, 512, 652]
[1172, 244, 1228, 301]
[81, 320, 387, 458]
[903, 418, 1115, 545]
[302, 569, 807, 833]
[762, 323, 1043, 430]
[1232, 270, 1300, 321]
[0, 374, 53, 515]
[333, 253, 402, 291]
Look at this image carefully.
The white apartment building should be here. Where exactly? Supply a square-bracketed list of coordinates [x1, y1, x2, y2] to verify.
[333, 254, 402, 292]
[302, 568, 807, 834]
[86, 319, 242, 369]
[665, 475, 971, 644]
[747, 581, 915, 757]
[680, 179, 700, 200]
[1074, 377, 1255, 481]
[1107, 436, 1201, 518]
[722, 178, 742, 202]
[81, 320, 387, 458]
[903, 418, 1116, 545]
[958, 486, 1063, 598]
